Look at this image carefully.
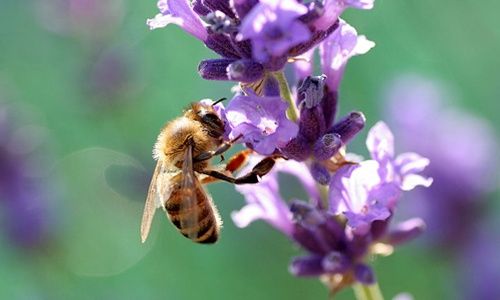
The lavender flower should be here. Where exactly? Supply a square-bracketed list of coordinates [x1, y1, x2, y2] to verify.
[232, 122, 430, 293]
[224, 92, 298, 155]
[0, 100, 52, 250]
[144, 1, 438, 298]
[329, 122, 432, 235]
[458, 222, 500, 300]
[281, 74, 366, 184]
[384, 75, 497, 249]
[148, 0, 374, 82]
[237, 0, 311, 63]
[384, 75, 500, 299]
[295, 19, 375, 90]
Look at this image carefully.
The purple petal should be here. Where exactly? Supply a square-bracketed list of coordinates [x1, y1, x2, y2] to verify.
[366, 121, 394, 162]
[329, 161, 392, 234]
[225, 94, 298, 155]
[147, 0, 208, 41]
[384, 218, 426, 245]
[314, 0, 375, 31]
[394, 152, 433, 191]
[232, 167, 294, 235]
[275, 160, 322, 206]
[319, 19, 374, 90]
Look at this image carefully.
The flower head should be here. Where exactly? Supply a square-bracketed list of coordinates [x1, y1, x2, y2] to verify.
[232, 151, 428, 292]
[329, 122, 432, 234]
[385, 74, 498, 250]
[281, 75, 366, 184]
[148, 0, 365, 83]
[0, 100, 53, 250]
[224, 93, 298, 155]
[238, 0, 311, 63]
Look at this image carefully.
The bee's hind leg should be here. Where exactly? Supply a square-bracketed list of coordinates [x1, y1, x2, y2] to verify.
[200, 156, 277, 185]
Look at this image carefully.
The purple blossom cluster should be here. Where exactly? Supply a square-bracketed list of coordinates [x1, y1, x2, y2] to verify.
[232, 122, 430, 291]
[0, 100, 52, 250]
[384, 75, 500, 299]
[385, 75, 498, 250]
[148, 0, 372, 82]
[147, 0, 433, 295]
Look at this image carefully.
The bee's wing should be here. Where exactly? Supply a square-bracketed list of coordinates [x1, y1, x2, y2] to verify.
[179, 143, 204, 240]
[141, 160, 172, 243]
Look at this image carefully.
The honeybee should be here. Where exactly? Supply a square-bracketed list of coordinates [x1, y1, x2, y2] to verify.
[141, 100, 277, 244]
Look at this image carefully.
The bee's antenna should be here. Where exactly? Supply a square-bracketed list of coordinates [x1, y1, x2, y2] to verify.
[212, 97, 226, 106]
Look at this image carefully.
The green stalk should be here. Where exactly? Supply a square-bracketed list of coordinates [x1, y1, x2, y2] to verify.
[273, 71, 299, 122]
[352, 282, 384, 300]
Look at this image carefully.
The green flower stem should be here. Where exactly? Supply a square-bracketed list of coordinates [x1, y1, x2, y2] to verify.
[353, 282, 384, 300]
[273, 71, 299, 122]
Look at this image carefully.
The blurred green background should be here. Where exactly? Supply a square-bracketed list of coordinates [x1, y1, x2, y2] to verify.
[0, 0, 498, 299]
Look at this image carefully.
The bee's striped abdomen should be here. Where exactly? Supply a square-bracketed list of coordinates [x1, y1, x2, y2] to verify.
[165, 184, 220, 244]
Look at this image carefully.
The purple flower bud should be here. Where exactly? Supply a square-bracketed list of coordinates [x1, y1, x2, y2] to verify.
[329, 111, 365, 144]
[296, 76, 329, 141]
[198, 58, 234, 80]
[298, 108, 326, 142]
[227, 59, 264, 82]
[354, 264, 375, 285]
[205, 34, 242, 59]
[281, 136, 311, 161]
[321, 88, 338, 129]
[384, 218, 426, 246]
[297, 75, 326, 109]
[289, 255, 324, 276]
[310, 162, 331, 185]
[313, 133, 342, 161]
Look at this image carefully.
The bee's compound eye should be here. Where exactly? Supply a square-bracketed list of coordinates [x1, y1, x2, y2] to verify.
[202, 113, 221, 125]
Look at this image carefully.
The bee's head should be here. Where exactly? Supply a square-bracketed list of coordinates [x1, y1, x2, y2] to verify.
[187, 100, 225, 138]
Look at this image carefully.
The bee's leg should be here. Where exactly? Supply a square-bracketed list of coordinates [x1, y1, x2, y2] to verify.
[193, 134, 243, 163]
[199, 149, 251, 185]
[200, 156, 277, 185]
